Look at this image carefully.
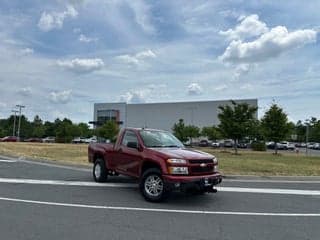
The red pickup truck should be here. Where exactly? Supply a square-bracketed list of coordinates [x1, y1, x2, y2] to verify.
[88, 128, 222, 202]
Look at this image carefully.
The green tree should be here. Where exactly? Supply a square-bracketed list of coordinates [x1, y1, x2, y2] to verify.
[172, 119, 188, 142]
[218, 101, 258, 154]
[32, 115, 45, 138]
[97, 121, 119, 143]
[201, 126, 221, 141]
[185, 125, 200, 145]
[261, 104, 290, 154]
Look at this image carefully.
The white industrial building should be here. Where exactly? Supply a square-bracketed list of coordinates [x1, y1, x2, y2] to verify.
[93, 99, 258, 131]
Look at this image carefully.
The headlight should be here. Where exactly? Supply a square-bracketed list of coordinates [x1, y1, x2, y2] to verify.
[167, 159, 187, 164]
[168, 167, 188, 175]
[214, 165, 219, 172]
[213, 157, 218, 164]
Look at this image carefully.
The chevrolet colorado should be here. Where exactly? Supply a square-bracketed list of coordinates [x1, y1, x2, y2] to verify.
[88, 128, 222, 202]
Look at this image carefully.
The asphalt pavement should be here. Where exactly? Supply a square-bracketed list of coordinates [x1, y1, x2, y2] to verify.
[0, 157, 319, 240]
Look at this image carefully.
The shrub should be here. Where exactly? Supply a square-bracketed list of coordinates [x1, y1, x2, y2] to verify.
[251, 141, 266, 151]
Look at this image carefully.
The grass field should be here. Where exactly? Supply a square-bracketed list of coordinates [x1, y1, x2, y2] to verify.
[1, 142, 320, 176]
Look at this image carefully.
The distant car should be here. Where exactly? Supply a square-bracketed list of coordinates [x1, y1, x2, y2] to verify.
[280, 141, 295, 150]
[223, 140, 234, 148]
[237, 142, 248, 148]
[42, 136, 55, 143]
[72, 137, 87, 144]
[0, 136, 18, 142]
[211, 141, 220, 148]
[25, 138, 42, 143]
[198, 139, 209, 147]
[84, 136, 97, 144]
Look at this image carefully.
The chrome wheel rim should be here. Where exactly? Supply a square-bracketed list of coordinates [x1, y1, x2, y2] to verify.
[95, 163, 101, 178]
[144, 175, 163, 197]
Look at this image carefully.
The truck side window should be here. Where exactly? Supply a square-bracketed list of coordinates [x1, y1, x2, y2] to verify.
[121, 131, 138, 148]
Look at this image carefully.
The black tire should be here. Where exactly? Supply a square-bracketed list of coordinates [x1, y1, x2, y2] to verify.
[139, 168, 169, 202]
[93, 158, 108, 182]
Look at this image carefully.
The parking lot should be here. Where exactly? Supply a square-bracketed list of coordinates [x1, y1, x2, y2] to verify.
[0, 157, 320, 240]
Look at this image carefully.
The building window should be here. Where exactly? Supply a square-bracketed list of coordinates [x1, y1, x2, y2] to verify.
[97, 109, 119, 126]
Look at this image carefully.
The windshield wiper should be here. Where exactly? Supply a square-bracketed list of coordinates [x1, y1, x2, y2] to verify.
[163, 145, 180, 148]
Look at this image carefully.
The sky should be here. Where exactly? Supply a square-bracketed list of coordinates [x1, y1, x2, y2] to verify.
[0, 0, 319, 124]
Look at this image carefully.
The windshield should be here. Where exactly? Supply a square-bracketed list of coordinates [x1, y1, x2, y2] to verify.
[139, 130, 184, 148]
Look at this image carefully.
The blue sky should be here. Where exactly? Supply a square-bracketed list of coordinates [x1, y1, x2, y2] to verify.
[0, 0, 319, 123]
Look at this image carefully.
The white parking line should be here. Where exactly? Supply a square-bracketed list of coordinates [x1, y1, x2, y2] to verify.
[0, 178, 320, 196]
[18, 159, 90, 172]
[0, 196, 319, 217]
[223, 179, 320, 184]
[0, 159, 17, 163]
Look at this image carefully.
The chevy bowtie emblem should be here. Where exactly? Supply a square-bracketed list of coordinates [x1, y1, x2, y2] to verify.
[200, 163, 207, 167]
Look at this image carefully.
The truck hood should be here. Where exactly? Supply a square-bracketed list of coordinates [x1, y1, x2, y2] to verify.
[149, 147, 213, 160]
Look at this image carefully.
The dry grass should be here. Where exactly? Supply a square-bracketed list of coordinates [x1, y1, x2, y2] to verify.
[198, 147, 320, 176]
[0, 142, 89, 166]
[1, 142, 320, 176]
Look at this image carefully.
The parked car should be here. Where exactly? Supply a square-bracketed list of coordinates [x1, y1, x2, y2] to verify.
[198, 139, 209, 147]
[279, 141, 295, 150]
[313, 143, 320, 150]
[223, 139, 234, 148]
[237, 141, 248, 148]
[88, 128, 222, 202]
[0, 136, 18, 142]
[42, 136, 55, 143]
[72, 137, 87, 144]
[211, 141, 220, 148]
[25, 138, 42, 142]
[84, 136, 97, 144]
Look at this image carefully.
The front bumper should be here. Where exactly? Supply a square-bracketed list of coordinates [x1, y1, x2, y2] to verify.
[163, 173, 222, 192]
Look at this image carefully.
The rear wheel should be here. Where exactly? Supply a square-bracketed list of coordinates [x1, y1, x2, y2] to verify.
[140, 168, 169, 202]
[93, 158, 108, 182]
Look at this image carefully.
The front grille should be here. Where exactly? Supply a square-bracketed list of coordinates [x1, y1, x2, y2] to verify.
[189, 159, 213, 164]
[191, 166, 214, 174]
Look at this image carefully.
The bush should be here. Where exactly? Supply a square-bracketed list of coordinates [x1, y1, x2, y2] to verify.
[251, 141, 266, 151]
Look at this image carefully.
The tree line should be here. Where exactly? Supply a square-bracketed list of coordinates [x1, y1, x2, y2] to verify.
[0, 115, 119, 143]
[172, 102, 320, 154]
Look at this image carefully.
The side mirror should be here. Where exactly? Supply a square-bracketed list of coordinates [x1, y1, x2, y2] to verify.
[127, 141, 138, 149]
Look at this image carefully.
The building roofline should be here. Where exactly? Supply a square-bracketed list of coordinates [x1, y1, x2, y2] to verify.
[94, 98, 258, 106]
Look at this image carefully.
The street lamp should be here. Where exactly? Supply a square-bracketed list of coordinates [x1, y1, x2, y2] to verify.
[16, 105, 25, 140]
[11, 110, 19, 136]
[305, 119, 310, 156]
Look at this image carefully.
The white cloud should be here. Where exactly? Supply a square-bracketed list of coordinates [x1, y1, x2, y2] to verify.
[57, 58, 104, 73]
[220, 14, 268, 40]
[125, 0, 155, 34]
[233, 64, 251, 81]
[214, 84, 227, 91]
[220, 25, 317, 63]
[79, 34, 98, 43]
[187, 83, 203, 96]
[17, 87, 32, 96]
[119, 91, 146, 103]
[38, 5, 78, 32]
[116, 49, 156, 65]
[119, 84, 167, 103]
[19, 48, 34, 55]
[49, 90, 72, 104]
[240, 83, 254, 91]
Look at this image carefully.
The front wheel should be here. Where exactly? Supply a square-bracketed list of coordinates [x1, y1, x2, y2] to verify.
[93, 158, 108, 182]
[140, 168, 169, 202]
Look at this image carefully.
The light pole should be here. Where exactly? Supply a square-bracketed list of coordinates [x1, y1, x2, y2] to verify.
[11, 110, 19, 136]
[305, 119, 310, 156]
[16, 105, 25, 140]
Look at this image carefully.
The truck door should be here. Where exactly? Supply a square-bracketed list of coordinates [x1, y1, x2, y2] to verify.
[114, 130, 142, 177]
